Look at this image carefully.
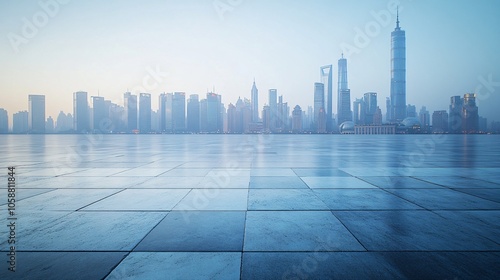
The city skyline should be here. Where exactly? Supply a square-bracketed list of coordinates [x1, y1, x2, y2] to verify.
[1, 1, 500, 125]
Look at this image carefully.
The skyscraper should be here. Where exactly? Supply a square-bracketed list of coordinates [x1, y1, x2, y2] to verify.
[139, 93, 151, 133]
[314, 82, 326, 132]
[187, 94, 200, 133]
[158, 93, 168, 132]
[363, 92, 377, 125]
[13, 111, 28, 133]
[353, 98, 363, 125]
[124, 92, 138, 132]
[92, 96, 106, 132]
[269, 89, 277, 132]
[292, 105, 303, 133]
[29, 94, 46, 133]
[337, 55, 352, 126]
[251, 80, 259, 123]
[390, 10, 406, 122]
[206, 92, 222, 133]
[449, 96, 463, 133]
[320, 65, 333, 131]
[73, 91, 89, 133]
[462, 93, 479, 133]
[0, 108, 8, 133]
[172, 92, 186, 132]
[432, 110, 449, 133]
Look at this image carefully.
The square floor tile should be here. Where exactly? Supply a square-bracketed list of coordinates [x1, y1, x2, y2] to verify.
[135, 211, 245, 251]
[359, 176, 444, 188]
[302, 177, 377, 189]
[244, 211, 365, 251]
[292, 168, 351, 177]
[62, 168, 130, 177]
[314, 189, 421, 210]
[414, 176, 500, 189]
[173, 189, 248, 210]
[13, 212, 167, 251]
[250, 168, 296, 176]
[106, 252, 241, 280]
[161, 168, 211, 177]
[248, 189, 329, 210]
[83, 189, 190, 211]
[384, 188, 500, 210]
[334, 211, 500, 251]
[16, 189, 122, 211]
[0, 252, 127, 280]
[131, 177, 204, 188]
[112, 168, 171, 177]
[454, 188, 500, 203]
[197, 176, 250, 189]
[249, 176, 308, 189]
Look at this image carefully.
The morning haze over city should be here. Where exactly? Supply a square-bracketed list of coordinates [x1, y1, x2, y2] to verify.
[1, 0, 499, 134]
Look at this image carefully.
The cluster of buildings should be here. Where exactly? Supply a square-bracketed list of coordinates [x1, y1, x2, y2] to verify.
[0, 14, 496, 134]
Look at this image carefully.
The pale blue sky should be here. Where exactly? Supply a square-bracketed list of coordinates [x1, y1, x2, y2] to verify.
[1, 0, 499, 123]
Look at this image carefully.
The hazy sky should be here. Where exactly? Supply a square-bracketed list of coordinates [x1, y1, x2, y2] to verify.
[1, 0, 499, 125]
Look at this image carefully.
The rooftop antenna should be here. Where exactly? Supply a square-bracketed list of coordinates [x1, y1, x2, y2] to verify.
[396, 6, 400, 29]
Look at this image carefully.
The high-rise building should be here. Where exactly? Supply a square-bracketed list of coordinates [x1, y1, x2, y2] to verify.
[432, 110, 448, 133]
[292, 105, 303, 133]
[13, 111, 29, 133]
[449, 96, 463, 133]
[390, 10, 406, 122]
[55, 111, 73, 133]
[187, 94, 200, 133]
[251, 80, 259, 123]
[419, 106, 430, 131]
[46, 116, 54, 133]
[337, 55, 352, 125]
[29, 94, 46, 133]
[124, 92, 138, 132]
[406, 104, 417, 118]
[385, 97, 391, 122]
[320, 65, 333, 131]
[205, 92, 222, 133]
[92, 96, 106, 132]
[462, 93, 478, 133]
[139, 93, 151, 133]
[227, 103, 237, 133]
[373, 107, 383, 125]
[353, 98, 363, 125]
[363, 92, 377, 125]
[262, 105, 270, 132]
[277, 95, 289, 132]
[73, 91, 89, 133]
[172, 92, 186, 132]
[269, 89, 277, 132]
[158, 93, 168, 132]
[0, 108, 8, 133]
[314, 82, 325, 132]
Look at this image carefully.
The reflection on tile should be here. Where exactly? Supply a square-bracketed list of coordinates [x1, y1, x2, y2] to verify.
[335, 211, 500, 251]
[414, 176, 500, 189]
[250, 168, 296, 176]
[161, 168, 211, 177]
[132, 177, 204, 189]
[83, 189, 190, 211]
[302, 177, 376, 189]
[454, 188, 500, 203]
[359, 176, 443, 188]
[197, 176, 250, 189]
[62, 168, 130, 177]
[384, 188, 500, 210]
[249, 176, 308, 189]
[174, 189, 248, 210]
[248, 189, 329, 210]
[293, 168, 351, 177]
[434, 210, 500, 244]
[244, 211, 365, 251]
[0, 252, 127, 280]
[135, 212, 245, 251]
[17, 189, 122, 211]
[112, 168, 171, 177]
[106, 252, 241, 280]
[16, 212, 166, 251]
[314, 189, 421, 210]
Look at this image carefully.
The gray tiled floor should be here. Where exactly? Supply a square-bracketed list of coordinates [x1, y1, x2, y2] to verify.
[1, 134, 499, 279]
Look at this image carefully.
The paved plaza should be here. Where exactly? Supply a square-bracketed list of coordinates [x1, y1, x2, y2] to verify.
[1, 135, 499, 279]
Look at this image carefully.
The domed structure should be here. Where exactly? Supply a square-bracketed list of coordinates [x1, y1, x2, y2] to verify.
[401, 117, 421, 127]
[339, 121, 355, 134]
[400, 117, 422, 133]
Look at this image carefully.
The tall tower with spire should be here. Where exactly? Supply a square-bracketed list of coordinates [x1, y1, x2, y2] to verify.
[251, 79, 259, 122]
[337, 53, 352, 125]
[390, 8, 406, 122]
[320, 65, 333, 131]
